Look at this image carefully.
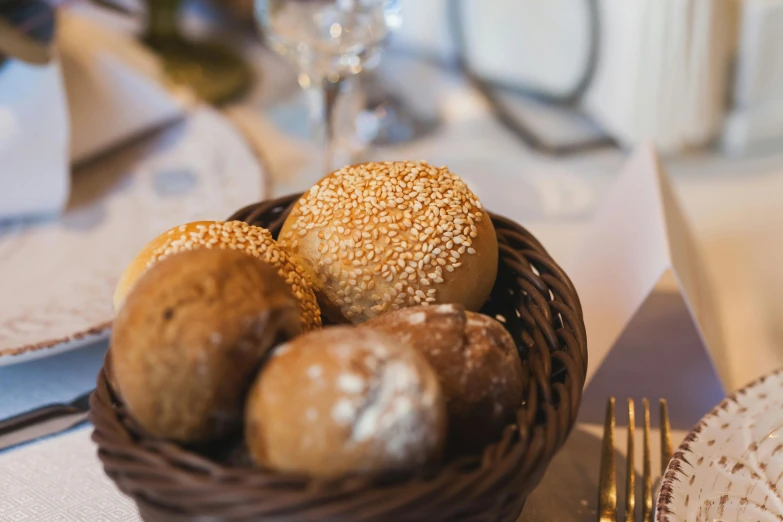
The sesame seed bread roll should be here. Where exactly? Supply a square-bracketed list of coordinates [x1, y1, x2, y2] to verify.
[279, 161, 498, 324]
[114, 221, 321, 331]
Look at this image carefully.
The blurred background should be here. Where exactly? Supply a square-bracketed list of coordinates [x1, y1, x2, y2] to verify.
[1, 0, 782, 379]
[3, 5, 783, 519]
[2, 0, 780, 202]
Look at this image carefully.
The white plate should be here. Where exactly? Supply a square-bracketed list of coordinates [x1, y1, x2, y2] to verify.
[0, 107, 269, 366]
[657, 368, 783, 521]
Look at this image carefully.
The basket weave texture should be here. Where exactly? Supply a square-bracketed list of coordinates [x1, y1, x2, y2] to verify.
[90, 194, 588, 522]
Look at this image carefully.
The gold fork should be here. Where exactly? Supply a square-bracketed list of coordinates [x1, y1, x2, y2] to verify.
[598, 398, 673, 522]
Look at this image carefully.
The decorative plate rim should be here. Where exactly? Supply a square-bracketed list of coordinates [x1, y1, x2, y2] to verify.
[0, 320, 112, 361]
[0, 108, 270, 365]
[656, 366, 783, 521]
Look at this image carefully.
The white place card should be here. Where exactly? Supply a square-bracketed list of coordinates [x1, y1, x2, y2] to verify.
[566, 145, 727, 427]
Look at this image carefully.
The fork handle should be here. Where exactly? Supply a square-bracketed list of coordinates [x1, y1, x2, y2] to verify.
[0, 404, 80, 436]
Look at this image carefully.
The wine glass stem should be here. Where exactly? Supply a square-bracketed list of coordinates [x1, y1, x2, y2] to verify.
[322, 77, 341, 174]
[144, 0, 181, 41]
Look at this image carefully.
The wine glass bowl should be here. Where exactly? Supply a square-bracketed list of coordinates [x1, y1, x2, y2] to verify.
[257, 0, 400, 80]
[255, 0, 401, 175]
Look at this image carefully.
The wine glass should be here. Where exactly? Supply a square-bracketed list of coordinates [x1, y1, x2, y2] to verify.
[255, 0, 401, 175]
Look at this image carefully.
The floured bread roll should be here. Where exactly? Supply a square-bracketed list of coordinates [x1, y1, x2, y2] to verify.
[279, 161, 498, 324]
[365, 304, 524, 455]
[244, 326, 446, 478]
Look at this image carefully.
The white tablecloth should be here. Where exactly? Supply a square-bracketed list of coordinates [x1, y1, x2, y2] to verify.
[0, 402, 686, 522]
[1, 48, 782, 521]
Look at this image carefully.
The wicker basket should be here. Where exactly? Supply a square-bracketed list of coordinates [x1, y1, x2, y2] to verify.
[90, 194, 588, 522]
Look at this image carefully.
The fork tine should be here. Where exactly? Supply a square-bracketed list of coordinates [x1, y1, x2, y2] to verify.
[660, 399, 673, 477]
[598, 397, 617, 522]
[641, 399, 653, 522]
[625, 399, 635, 522]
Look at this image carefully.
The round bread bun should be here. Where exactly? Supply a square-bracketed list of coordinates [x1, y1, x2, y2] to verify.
[114, 221, 321, 331]
[364, 304, 524, 455]
[245, 326, 446, 478]
[111, 248, 302, 443]
[279, 161, 498, 324]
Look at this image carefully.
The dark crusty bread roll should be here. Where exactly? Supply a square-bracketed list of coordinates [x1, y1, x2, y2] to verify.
[245, 326, 446, 478]
[364, 304, 524, 455]
[111, 248, 302, 444]
[113, 220, 321, 332]
[278, 161, 498, 324]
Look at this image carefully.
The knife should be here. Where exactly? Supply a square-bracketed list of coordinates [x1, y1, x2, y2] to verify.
[0, 390, 93, 452]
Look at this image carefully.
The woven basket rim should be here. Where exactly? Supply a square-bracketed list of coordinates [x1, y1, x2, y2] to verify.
[90, 193, 588, 521]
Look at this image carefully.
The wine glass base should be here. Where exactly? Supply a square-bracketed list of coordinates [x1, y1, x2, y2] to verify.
[358, 94, 441, 146]
[143, 36, 254, 104]
[357, 71, 441, 146]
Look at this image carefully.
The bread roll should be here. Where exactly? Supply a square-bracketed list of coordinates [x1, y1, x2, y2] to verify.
[245, 326, 446, 478]
[279, 161, 498, 324]
[111, 248, 302, 443]
[364, 304, 524, 455]
[114, 220, 321, 331]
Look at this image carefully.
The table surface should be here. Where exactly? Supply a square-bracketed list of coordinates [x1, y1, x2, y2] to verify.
[2, 34, 783, 522]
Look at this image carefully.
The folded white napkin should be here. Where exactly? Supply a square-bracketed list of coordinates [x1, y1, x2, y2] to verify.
[0, 5, 192, 221]
[58, 6, 193, 163]
[0, 58, 69, 221]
